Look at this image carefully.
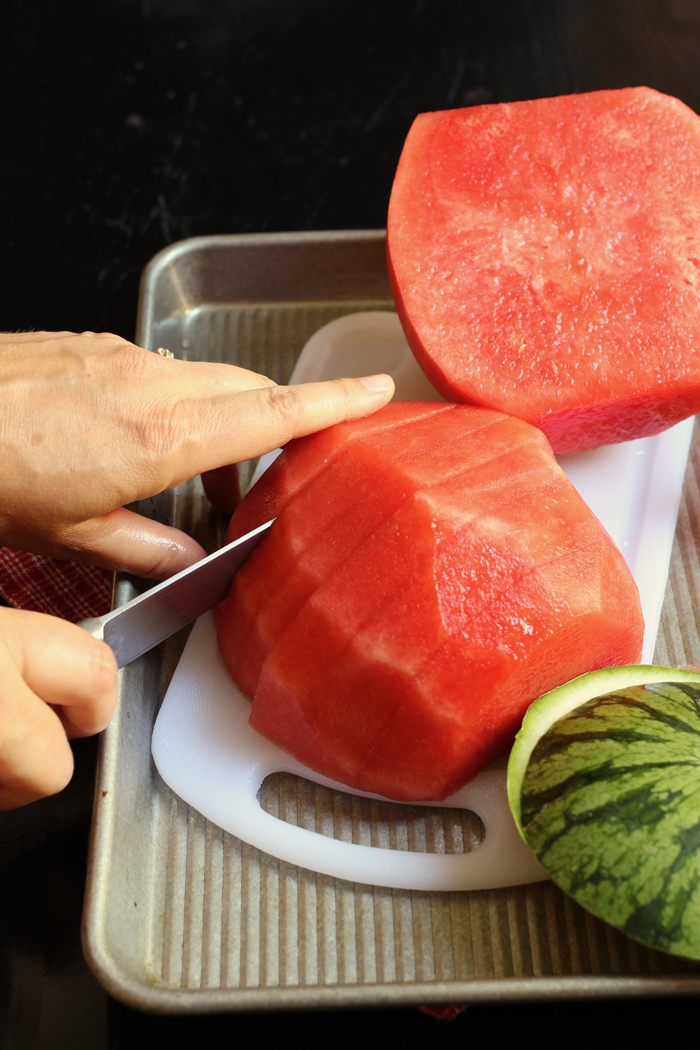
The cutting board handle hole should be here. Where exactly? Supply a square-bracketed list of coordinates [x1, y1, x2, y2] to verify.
[257, 772, 485, 854]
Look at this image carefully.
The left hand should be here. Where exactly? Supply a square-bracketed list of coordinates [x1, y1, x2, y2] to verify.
[0, 330, 394, 579]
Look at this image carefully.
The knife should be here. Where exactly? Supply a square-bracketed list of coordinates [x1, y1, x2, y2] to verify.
[78, 519, 274, 668]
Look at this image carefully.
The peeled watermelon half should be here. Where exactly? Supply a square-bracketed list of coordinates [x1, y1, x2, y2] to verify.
[387, 87, 700, 454]
[216, 404, 644, 801]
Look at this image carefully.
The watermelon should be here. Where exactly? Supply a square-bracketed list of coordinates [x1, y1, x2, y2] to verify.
[217, 403, 643, 802]
[387, 87, 700, 454]
[219, 402, 453, 696]
[507, 666, 700, 961]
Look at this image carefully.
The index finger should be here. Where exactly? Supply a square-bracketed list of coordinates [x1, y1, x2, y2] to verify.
[163, 374, 395, 486]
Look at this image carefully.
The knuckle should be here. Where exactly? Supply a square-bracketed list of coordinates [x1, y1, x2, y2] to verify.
[80, 329, 127, 344]
[87, 640, 119, 700]
[67, 333, 150, 385]
[120, 390, 186, 468]
[70, 331, 148, 379]
[331, 376, 356, 405]
[129, 541, 187, 582]
[109, 340, 153, 379]
[265, 385, 303, 429]
[138, 396, 189, 461]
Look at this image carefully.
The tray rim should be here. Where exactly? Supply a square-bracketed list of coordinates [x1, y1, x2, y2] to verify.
[80, 950, 700, 1015]
[83, 229, 700, 1013]
[135, 228, 389, 351]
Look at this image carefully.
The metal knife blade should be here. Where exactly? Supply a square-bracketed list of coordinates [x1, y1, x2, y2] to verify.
[78, 519, 274, 668]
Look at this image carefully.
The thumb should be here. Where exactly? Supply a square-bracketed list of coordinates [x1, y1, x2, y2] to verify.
[54, 507, 207, 579]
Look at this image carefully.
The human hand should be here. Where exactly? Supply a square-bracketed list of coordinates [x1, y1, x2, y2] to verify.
[0, 607, 118, 808]
[0, 331, 394, 578]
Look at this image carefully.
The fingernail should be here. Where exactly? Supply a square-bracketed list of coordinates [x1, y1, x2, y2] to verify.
[358, 374, 394, 394]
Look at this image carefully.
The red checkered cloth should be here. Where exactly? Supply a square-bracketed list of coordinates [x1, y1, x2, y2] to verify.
[0, 547, 113, 621]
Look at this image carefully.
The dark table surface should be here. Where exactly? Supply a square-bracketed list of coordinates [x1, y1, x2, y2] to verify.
[3, 1, 700, 1046]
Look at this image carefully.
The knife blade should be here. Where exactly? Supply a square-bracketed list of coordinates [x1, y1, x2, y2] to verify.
[78, 519, 274, 668]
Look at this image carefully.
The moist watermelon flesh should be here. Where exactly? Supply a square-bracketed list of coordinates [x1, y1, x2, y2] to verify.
[219, 403, 453, 695]
[226, 401, 450, 542]
[220, 404, 516, 698]
[387, 87, 700, 454]
[216, 403, 644, 801]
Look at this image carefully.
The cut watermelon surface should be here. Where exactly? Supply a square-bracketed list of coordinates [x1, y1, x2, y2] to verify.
[219, 403, 453, 696]
[226, 401, 449, 542]
[387, 87, 700, 454]
[216, 403, 644, 801]
[220, 404, 512, 698]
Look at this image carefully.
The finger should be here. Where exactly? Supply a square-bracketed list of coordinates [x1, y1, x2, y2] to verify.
[153, 357, 277, 396]
[2, 608, 118, 739]
[52, 508, 207, 579]
[201, 463, 241, 513]
[163, 374, 395, 483]
[0, 654, 73, 808]
[0, 608, 118, 808]
[1, 331, 274, 395]
[103, 344, 279, 404]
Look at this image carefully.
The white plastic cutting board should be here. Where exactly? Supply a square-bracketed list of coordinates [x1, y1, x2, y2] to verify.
[152, 312, 693, 891]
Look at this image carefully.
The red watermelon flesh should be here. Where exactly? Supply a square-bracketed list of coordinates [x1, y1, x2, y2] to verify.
[219, 402, 450, 694]
[387, 87, 700, 454]
[218, 405, 518, 697]
[259, 535, 630, 801]
[227, 400, 451, 542]
[251, 441, 636, 799]
[216, 408, 644, 802]
[220, 404, 458, 695]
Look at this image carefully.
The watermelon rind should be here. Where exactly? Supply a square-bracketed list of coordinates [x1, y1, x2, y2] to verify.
[507, 665, 700, 833]
[507, 665, 700, 961]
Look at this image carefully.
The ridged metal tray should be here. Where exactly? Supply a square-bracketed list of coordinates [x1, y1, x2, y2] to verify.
[82, 230, 700, 1012]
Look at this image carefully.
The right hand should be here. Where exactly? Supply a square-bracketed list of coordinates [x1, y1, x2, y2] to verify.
[0, 607, 118, 808]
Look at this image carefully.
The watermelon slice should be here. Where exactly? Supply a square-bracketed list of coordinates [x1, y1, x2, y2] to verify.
[507, 666, 700, 961]
[217, 404, 644, 801]
[387, 87, 700, 454]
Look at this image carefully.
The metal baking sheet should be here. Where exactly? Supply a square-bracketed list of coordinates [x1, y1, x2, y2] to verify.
[82, 230, 700, 1012]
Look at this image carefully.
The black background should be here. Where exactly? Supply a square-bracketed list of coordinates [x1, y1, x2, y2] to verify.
[3, 1, 700, 1046]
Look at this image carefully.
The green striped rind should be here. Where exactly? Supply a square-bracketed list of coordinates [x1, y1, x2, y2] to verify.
[507, 666, 700, 831]
[507, 666, 700, 960]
